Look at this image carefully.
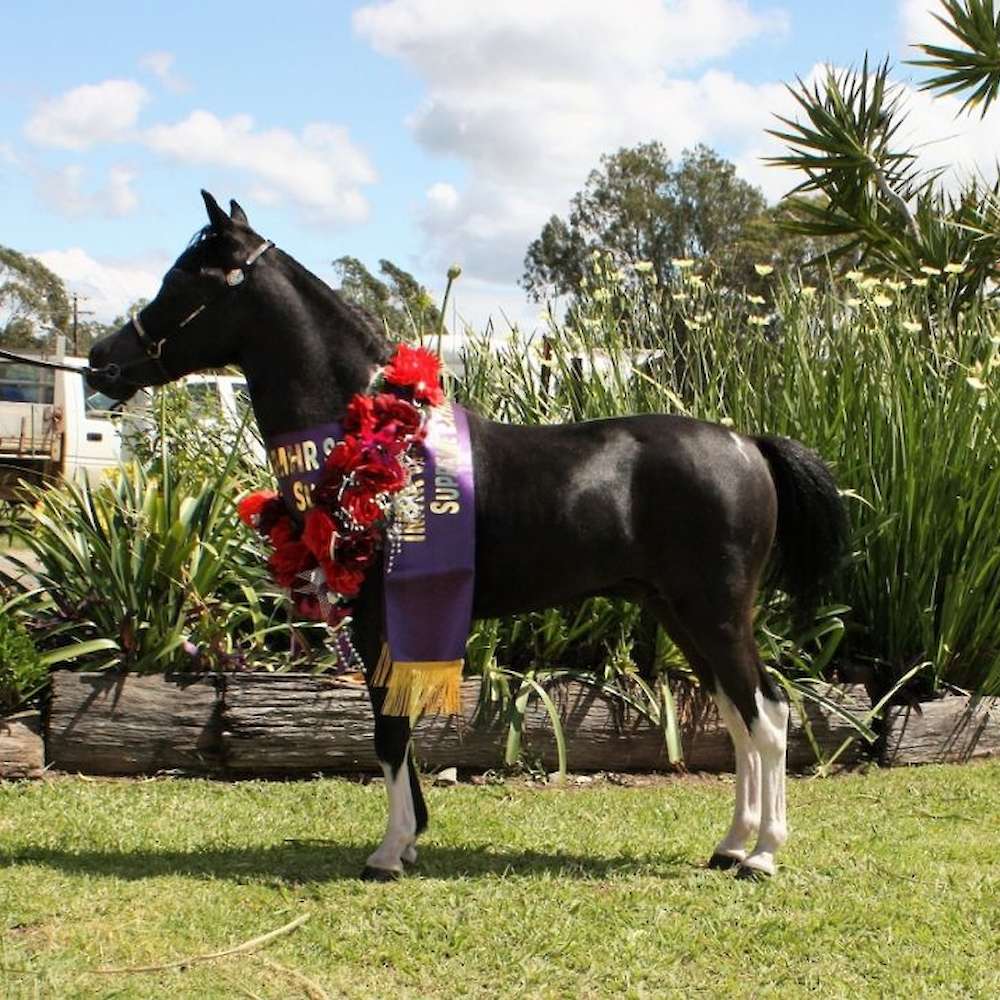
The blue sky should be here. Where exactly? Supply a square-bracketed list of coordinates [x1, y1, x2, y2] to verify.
[1, 1, 995, 331]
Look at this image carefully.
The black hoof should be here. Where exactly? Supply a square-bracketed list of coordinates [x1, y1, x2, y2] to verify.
[707, 853, 742, 871]
[360, 865, 401, 882]
[736, 864, 771, 882]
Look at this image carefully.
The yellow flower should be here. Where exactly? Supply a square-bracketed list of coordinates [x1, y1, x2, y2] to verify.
[944, 262, 966, 274]
[846, 270, 864, 282]
[967, 375, 987, 391]
[671, 257, 695, 269]
[687, 274, 704, 287]
[902, 320, 922, 333]
[593, 288, 611, 302]
[748, 314, 768, 326]
[684, 317, 702, 329]
[845, 297, 861, 307]
[633, 261, 654, 273]
[885, 279, 906, 292]
[910, 277, 929, 287]
[671, 292, 688, 302]
[860, 277, 881, 291]
[754, 263, 774, 276]
[719, 417, 735, 427]
[873, 294, 893, 308]
[747, 294, 766, 305]
[800, 285, 817, 298]
[920, 265, 942, 276]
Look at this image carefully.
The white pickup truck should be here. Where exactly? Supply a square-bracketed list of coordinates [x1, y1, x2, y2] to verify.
[0, 345, 252, 498]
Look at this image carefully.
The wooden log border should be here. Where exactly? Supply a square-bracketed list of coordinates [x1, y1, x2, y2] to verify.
[0, 710, 44, 779]
[1, 672, 997, 780]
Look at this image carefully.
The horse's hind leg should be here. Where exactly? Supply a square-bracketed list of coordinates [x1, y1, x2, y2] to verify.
[650, 598, 787, 876]
[708, 689, 761, 869]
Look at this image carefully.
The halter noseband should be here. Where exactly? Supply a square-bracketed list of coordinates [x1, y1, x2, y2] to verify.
[100, 238, 275, 385]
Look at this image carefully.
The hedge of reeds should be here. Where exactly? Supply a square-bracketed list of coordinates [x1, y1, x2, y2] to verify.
[456, 255, 1000, 698]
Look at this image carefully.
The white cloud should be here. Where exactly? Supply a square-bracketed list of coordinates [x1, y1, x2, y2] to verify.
[356, 0, 788, 80]
[35, 164, 140, 219]
[144, 111, 377, 225]
[24, 80, 148, 151]
[32, 248, 164, 324]
[897, 82, 1000, 191]
[899, 0, 955, 50]
[139, 51, 189, 93]
[354, 0, 791, 282]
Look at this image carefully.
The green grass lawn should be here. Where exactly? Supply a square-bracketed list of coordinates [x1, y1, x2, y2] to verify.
[1, 763, 998, 999]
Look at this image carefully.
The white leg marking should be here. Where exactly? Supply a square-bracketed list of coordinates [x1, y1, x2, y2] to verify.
[366, 748, 416, 874]
[712, 691, 761, 862]
[742, 690, 789, 876]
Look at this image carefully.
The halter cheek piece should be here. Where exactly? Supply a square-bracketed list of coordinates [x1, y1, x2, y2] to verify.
[99, 238, 275, 384]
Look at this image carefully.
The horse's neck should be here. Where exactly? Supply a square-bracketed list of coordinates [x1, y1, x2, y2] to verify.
[242, 255, 390, 437]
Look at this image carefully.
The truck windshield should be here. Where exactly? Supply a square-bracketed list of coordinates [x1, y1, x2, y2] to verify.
[85, 389, 119, 416]
[0, 362, 55, 404]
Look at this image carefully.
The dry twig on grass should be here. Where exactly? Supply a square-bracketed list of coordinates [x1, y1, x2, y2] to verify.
[92, 912, 311, 975]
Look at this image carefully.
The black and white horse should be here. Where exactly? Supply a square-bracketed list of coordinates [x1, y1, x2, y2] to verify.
[88, 193, 846, 881]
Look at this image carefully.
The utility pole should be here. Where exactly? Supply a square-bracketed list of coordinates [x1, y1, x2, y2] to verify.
[71, 293, 94, 357]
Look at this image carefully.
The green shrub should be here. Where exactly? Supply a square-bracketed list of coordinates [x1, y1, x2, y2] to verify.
[0, 612, 46, 713]
[0, 390, 336, 674]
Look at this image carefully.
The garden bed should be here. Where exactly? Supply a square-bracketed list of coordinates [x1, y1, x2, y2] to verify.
[2, 672, 999, 780]
[0, 670, 883, 778]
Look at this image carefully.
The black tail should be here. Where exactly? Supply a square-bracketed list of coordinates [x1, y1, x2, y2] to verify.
[753, 435, 848, 623]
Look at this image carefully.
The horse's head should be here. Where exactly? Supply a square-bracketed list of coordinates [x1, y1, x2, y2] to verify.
[88, 191, 275, 400]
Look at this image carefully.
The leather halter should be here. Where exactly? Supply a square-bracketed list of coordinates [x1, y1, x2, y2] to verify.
[99, 238, 275, 385]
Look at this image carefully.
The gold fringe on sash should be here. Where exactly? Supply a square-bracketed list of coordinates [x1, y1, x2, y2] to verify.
[372, 644, 462, 717]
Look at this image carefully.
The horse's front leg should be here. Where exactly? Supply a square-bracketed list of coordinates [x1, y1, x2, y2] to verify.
[352, 581, 428, 881]
[361, 685, 428, 880]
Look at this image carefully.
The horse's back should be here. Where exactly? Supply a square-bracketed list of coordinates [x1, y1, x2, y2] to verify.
[467, 411, 776, 616]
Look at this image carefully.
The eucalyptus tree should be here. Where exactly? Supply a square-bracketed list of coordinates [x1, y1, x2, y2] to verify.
[0, 246, 70, 349]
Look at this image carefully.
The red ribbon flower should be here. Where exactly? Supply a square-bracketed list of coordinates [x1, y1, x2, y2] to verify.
[237, 341, 447, 629]
[383, 344, 445, 405]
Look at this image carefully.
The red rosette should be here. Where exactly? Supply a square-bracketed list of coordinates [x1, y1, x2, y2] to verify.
[325, 435, 365, 475]
[302, 507, 337, 561]
[341, 485, 383, 526]
[334, 529, 379, 571]
[353, 453, 408, 494]
[343, 394, 376, 435]
[268, 516, 298, 549]
[244, 341, 448, 616]
[371, 393, 423, 438]
[237, 490, 279, 528]
[268, 540, 314, 588]
[325, 561, 367, 597]
[383, 344, 445, 406]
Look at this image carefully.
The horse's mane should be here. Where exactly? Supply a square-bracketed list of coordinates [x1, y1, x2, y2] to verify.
[180, 225, 392, 364]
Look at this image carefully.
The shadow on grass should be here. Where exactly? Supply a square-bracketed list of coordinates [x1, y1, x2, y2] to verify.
[3, 842, 691, 884]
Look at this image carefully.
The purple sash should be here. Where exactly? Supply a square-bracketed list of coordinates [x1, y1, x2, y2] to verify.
[265, 422, 342, 514]
[262, 403, 476, 679]
[384, 401, 476, 666]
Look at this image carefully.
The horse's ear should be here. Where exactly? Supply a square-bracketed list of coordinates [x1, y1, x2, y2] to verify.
[229, 199, 249, 226]
[201, 190, 231, 232]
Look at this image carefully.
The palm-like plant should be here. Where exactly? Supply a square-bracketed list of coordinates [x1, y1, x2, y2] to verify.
[768, 3, 1000, 307]
[911, 0, 1000, 116]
